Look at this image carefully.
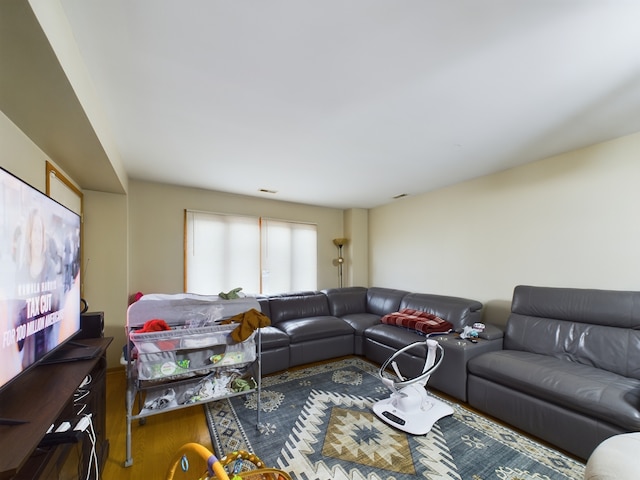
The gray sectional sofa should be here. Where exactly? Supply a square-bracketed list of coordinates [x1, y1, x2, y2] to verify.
[256, 286, 503, 402]
[255, 284, 640, 460]
[467, 285, 640, 460]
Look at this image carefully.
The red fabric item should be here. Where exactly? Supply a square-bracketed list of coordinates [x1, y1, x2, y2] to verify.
[137, 318, 171, 333]
[381, 308, 453, 335]
[131, 318, 174, 352]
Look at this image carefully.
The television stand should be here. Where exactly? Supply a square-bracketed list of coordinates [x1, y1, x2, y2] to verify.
[0, 419, 28, 426]
[0, 337, 112, 480]
[39, 340, 102, 365]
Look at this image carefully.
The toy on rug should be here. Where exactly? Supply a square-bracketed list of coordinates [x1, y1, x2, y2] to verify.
[220, 308, 270, 342]
[166, 443, 292, 480]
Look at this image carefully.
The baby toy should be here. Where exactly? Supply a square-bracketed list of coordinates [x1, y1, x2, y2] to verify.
[373, 338, 454, 435]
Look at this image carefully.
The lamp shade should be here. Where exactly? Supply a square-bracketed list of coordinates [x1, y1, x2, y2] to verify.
[333, 238, 348, 247]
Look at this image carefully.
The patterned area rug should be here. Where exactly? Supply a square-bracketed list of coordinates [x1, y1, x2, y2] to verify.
[205, 357, 585, 479]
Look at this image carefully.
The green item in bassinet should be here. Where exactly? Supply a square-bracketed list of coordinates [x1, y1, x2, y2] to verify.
[211, 353, 224, 364]
[219, 287, 243, 299]
[140, 361, 188, 379]
[210, 352, 245, 366]
[231, 377, 257, 392]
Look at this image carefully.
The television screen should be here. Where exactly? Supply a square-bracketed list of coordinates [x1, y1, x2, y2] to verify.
[0, 167, 81, 392]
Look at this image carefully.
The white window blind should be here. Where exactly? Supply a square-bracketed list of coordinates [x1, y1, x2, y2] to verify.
[185, 211, 317, 295]
[185, 211, 260, 294]
[261, 218, 317, 294]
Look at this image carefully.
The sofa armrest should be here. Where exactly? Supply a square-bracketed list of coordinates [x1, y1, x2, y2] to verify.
[479, 324, 504, 341]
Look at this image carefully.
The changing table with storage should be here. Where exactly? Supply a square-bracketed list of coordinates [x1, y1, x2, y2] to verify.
[124, 293, 263, 467]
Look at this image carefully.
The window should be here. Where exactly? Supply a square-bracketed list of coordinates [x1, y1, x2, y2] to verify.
[185, 210, 317, 295]
[261, 218, 317, 294]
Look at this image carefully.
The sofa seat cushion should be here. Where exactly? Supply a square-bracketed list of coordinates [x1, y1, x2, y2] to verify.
[258, 326, 290, 349]
[468, 350, 640, 430]
[340, 312, 381, 335]
[364, 324, 428, 356]
[276, 316, 354, 344]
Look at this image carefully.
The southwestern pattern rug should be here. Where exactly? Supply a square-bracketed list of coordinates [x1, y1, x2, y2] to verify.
[205, 357, 585, 480]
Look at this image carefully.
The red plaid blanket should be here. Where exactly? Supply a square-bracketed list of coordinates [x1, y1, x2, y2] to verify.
[381, 308, 453, 335]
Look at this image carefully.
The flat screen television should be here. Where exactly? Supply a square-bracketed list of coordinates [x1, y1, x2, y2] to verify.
[0, 166, 82, 397]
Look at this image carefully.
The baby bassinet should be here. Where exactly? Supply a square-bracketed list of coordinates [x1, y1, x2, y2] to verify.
[124, 293, 263, 467]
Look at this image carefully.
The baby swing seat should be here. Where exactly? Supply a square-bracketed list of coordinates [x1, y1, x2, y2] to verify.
[372, 338, 454, 435]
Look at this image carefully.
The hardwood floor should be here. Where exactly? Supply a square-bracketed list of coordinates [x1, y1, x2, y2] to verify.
[102, 368, 214, 480]
[101, 355, 358, 479]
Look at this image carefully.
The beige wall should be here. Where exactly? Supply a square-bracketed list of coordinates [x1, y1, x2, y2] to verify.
[0, 111, 49, 189]
[370, 132, 640, 327]
[128, 180, 348, 295]
[344, 208, 369, 287]
[82, 190, 128, 367]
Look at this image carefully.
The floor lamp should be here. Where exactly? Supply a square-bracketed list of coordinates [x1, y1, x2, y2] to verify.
[333, 238, 348, 288]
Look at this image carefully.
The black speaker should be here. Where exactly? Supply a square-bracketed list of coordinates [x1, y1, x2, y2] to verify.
[78, 311, 104, 339]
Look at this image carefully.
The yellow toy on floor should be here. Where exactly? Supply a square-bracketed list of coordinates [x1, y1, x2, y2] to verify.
[166, 443, 292, 480]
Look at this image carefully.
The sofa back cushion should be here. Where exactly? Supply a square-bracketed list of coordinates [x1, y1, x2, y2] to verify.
[381, 308, 454, 335]
[399, 292, 483, 331]
[324, 287, 368, 317]
[505, 285, 640, 380]
[267, 292, 331, 324]
[366, 287, 409, 316]
[256, 296, 271, 318]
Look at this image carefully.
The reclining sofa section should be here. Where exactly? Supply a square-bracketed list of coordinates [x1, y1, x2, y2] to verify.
[467, 285, 640, 460]
[361, 290, 502, 402]
[256, 287, 503, 402]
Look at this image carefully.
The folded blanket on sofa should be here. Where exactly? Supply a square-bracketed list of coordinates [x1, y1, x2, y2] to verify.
[381, 308, 453, 335]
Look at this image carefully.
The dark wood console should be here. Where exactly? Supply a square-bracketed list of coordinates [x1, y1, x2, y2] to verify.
[0, 337, 112, 480]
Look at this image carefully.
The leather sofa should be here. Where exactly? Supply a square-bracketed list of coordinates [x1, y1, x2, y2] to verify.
[467, 285, 640, 460]
[256, 286, 503, 402]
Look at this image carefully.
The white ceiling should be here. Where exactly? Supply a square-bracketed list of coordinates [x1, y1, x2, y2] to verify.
[51, 1, 640, 208]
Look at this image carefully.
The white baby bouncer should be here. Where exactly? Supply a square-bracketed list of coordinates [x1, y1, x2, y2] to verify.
[373, 338, 454, 435]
